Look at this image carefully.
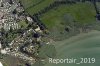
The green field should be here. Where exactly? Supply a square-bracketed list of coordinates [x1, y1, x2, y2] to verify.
[45, 30, 100, 66]
[20, 0, 96, 29]
[20, 0, 55, 15]
[18, 20, 28, 29]
[40, 2, 96, 29]
[20, 0, 42, 9]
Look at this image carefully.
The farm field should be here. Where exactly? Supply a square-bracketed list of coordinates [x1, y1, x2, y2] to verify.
[20, 0, 96, 29]
[40, 2, 96, 29]
[45, 30, 100, 66]
[20, 0, 55, 15]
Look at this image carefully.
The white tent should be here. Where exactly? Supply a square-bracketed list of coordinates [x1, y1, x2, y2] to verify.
[0, 62, 3, 66]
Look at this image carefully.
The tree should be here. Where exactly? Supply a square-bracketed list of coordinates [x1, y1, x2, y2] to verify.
[9, 27, 13, 32]
[0, 28, 5, 36]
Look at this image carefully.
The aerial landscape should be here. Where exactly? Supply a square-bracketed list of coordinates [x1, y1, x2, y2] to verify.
[0, 0, 100, 66]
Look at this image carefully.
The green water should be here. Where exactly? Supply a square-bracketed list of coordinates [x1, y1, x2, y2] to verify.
[45, 31, 100, 66]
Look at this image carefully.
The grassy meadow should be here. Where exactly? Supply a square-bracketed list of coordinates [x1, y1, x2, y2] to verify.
[40, 2, 96, 29]
[20, 0, 55, 15]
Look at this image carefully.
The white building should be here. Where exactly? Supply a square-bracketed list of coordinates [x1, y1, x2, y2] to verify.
[27, 17, 33, 22]
[1, 49, 7, 54]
